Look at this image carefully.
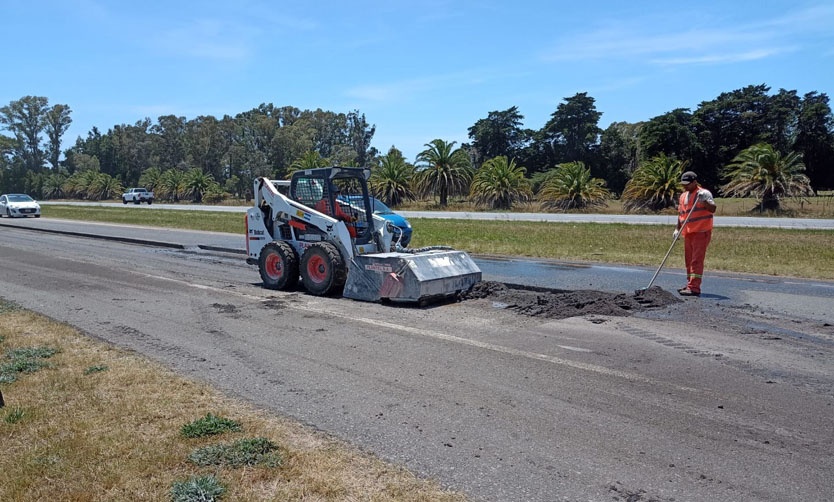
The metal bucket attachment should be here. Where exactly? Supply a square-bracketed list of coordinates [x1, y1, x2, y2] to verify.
[343, 250, 482, 304]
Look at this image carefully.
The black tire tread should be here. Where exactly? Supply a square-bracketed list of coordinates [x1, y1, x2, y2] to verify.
[300, 242, 346, 296]
[258, 241, 299, 290]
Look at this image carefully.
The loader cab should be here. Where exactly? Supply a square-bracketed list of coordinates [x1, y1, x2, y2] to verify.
[290, 167, 375, 245]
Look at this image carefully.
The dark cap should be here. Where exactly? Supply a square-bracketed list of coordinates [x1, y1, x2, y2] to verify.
[681, 171, 697, 183]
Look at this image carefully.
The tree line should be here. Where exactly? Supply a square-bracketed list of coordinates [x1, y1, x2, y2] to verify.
[1, 83, 832, 213]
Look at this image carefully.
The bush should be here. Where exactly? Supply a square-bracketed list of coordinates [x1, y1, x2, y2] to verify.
[0, 346, 60, 383]
[170, 475, 226, 502]
[180, 413, 242, 438]
[188, 437, 282, 468]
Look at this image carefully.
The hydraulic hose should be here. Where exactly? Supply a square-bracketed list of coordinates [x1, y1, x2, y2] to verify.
[398, 245, 454, 254]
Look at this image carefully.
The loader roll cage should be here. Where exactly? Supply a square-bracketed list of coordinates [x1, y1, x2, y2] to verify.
[289, 167, 375, 246]
[250, 167, 377, 247]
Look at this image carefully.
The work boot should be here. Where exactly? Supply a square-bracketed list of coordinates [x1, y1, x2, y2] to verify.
[678, 288, 700, 297]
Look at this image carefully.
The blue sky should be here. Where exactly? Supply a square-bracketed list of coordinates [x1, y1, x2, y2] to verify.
[2, 0, 832, 162]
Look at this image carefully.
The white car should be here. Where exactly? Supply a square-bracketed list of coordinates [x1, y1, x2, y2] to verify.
[0, 193, 42, 218]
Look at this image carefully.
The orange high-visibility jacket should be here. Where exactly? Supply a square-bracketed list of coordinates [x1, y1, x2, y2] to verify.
[678, 190, 713, 236]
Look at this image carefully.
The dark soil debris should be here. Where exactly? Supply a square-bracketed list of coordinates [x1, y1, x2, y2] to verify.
[461, 282, 680, 320]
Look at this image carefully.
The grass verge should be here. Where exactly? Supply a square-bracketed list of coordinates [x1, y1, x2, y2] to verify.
[0, 300, 466, 501]
[397, 195, 834, 218]
[42, 205, 834, 280]
[43, 205, 243, 234]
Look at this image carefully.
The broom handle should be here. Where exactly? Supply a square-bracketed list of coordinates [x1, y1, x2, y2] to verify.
[645, 199, 698, 290]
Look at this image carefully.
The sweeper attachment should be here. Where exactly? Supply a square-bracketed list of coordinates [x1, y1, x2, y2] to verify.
[245, 167, 481, 304]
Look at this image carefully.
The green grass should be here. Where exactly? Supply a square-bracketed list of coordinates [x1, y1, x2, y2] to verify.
[3, 407, 26, 424]
[41, 204, 834, 280]
[181, 413, 243, 438]
[397, 194, 834, 218]
[83, 364, 109, 375]
[0, 346, 60, 383]
[413, 219, 834, 280]
[188, 437, 283, 468]
[170, 475, 226, 502]
[43, 205, 242, 233]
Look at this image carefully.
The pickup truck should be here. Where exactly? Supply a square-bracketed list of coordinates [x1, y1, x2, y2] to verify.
[122, 188, 154, 205]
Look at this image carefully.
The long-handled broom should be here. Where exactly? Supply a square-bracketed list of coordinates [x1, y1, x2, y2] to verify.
[635, 200, 698, 296]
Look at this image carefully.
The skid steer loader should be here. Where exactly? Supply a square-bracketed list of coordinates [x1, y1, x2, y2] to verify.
[245, 167, 481, 304]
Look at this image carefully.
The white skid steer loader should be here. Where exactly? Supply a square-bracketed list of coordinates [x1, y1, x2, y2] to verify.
[245, 167, 481, 304]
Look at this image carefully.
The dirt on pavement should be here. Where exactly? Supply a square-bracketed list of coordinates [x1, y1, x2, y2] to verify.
[459, 281, 680, 320]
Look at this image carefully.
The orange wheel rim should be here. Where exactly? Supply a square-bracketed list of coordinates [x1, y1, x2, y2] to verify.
[307, 255, 327, 283]
[265, 253, 283, 279]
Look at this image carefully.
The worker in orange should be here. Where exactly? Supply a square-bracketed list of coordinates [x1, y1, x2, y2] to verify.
[316, 184, 357, 237]
[675, 171, 717, 297]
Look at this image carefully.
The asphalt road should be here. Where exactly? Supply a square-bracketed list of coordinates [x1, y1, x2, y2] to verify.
[8, 216, 834, 325]
[1, 218, 833, 501]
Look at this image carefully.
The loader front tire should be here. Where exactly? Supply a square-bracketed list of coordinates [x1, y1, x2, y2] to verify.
[259, 241, 299, 290]
[300, 242, 346, 296]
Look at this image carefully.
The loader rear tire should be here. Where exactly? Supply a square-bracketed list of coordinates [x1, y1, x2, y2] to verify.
[300, 242, 346, 296]
[259, 241, 299, 290]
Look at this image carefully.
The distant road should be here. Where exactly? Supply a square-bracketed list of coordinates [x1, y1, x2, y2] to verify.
[40, 201, 834, 229]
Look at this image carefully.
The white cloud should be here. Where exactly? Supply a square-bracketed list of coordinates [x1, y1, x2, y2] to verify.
[346, 78, 436, 103]
[652, 48, 791, 66]
[540, 4, 832, 67]
[346, 67, 528, 104]
[150, 19, 253, 61]
[542, 25, 769, 63]
[585, 76, 650, 94]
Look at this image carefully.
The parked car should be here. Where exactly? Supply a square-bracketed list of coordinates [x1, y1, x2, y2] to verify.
[340, 195, 412, 246]
[0, 193, 41, 218]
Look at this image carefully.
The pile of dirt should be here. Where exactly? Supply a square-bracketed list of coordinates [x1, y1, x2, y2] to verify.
[460, 282, 680, 320]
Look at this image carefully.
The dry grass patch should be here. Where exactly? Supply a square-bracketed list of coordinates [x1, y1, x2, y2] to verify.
[0, 302, 467, 501]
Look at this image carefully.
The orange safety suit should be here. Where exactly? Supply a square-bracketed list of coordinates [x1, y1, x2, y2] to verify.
[678, 189, 714, 294]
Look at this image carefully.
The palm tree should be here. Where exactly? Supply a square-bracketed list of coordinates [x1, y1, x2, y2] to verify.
[621, 154, 685, 212]
[62, 170, 101, 200]
[184, 168, 216, 203]
[414, 139, 472, 208]
[287, 151, 327, 177]
[61, 172, 83, 199]
[721, 143, 812, 211]
[201, 182, 227, 204]
[370, 150, 416, 206]
[537, 161, 609, 211]
[159, 169, 186, 202]
[139, 167, 164, 193]
[470, 156, 532, 210]
[42, 173, 67, 199]
[87, 173, 123, 201]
